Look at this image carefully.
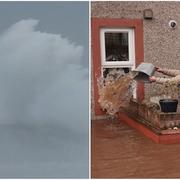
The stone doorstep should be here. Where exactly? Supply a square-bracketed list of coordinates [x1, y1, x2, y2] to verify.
[118, 112, 180, 144]
[125, 110, 161, 135]
[126, 99, 180, 135]
[161, 128, 180, 135]
[159, 113, 180, 121]
[131, 113, 180, 135]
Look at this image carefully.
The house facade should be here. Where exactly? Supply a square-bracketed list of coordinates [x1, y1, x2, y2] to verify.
[91, 1, 180, 120]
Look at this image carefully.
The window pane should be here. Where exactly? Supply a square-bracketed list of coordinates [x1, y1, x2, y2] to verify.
[105, 32, 129, 62]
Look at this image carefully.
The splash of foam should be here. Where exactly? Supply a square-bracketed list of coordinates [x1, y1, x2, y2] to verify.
[0, 19, 88, 133]
[98, 69, 133, 116]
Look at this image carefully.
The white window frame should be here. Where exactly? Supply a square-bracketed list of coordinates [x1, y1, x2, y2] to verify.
[100, 28, 135, 69]
[100, 28, 136, 98]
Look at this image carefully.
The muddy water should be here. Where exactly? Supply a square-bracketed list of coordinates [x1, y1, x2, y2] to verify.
[98, 73, 133, 116]
[91, 119, 180, 178]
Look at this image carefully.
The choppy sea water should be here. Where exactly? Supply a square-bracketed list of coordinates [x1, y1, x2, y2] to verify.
[0, 124, 88, 178]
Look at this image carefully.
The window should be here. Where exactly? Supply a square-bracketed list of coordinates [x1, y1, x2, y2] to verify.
[100, 28, 135, 69]
[100, 28, 136, 97]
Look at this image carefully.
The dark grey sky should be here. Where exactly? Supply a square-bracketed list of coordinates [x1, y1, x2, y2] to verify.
[0, 1, 89, 66]
[0, 1, 89, 178]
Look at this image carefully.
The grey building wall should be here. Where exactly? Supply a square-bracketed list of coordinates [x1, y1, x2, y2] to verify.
[91, 1, 180, 119]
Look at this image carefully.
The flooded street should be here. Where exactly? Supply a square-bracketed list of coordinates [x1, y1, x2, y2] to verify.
[91, 119, 180, 178]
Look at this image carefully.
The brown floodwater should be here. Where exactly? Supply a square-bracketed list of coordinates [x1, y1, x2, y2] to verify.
[91, 119, 180, 178]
